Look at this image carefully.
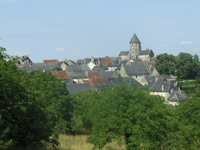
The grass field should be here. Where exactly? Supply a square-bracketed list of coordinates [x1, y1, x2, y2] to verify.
[56, 134, 126, 150]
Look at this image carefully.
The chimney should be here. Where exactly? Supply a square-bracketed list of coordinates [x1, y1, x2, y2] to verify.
[65, 58, 67, 62]
[119, 57, 122, 64]
[84, 58, 86, 64]
[162, 85, 165, 91]
[155, 76, 158, 82]
[10, 56, 14, 61]
[91, 57, 94, 63]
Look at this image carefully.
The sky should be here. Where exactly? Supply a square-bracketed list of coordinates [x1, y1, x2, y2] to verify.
[1, 0, 200, 63]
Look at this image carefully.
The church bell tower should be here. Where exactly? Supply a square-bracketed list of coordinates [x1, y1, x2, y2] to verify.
[129, 33, 141, 59]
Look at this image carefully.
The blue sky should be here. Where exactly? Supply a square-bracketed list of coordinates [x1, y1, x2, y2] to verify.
[1, 0, 199, 62]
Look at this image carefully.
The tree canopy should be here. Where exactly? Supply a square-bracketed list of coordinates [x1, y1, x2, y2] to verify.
[155, 53, 176, 76]
[72, 81, 180, 149]
[176, 52, 197, 79]
[0, 47, 72, 148]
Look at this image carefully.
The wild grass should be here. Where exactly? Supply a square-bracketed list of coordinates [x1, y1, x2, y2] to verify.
[56, 134, 126, 150]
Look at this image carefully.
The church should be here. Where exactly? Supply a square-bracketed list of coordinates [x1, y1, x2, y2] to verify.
[118, 33, 154, 61]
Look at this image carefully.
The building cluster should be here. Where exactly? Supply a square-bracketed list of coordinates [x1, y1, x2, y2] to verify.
[16, 33, 187, 106]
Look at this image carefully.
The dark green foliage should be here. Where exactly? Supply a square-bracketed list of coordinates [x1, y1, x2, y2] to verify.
[51, 67, 62, 71]
[194, 54, 199, 62]
[176, 52, 197, 79]
[155, 53, 176, 75]
[72, 81, 180, 149]
[0, 47, 72, 148]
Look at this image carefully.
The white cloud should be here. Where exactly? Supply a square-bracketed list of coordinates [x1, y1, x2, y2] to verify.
[160, 43, 167, 48]
[193, 48, 198, 51]
[180, 41, 193, 45]
[54, 47, 65, 52]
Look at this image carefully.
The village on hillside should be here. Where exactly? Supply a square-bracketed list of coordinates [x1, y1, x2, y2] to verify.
[14, 33, 187, 106]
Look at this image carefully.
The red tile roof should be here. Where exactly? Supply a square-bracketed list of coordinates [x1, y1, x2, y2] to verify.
[58, 61, 63, 66]
[43, 60, 58, 63]
[88, 72, 102, 79]
[151, 57, 157, 61]
[91, 78, 109, 84]
[52, 71, 68, 79]
[99, 57, 111, 66]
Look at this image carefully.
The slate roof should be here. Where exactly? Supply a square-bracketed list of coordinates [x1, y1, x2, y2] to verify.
[130, 33, 140, 43]
[88, 72, 102, 79]
[168, 92, 185, 102]
[119, 51, 129, 56]
[66, 83, 92, 95]
[90, 66, 105, 72]
[68, 64, 90, 72]
[117, 60, 128, 70]
[148, 76, 178, 92]
[76, 58, 99, 65]
[52, 70, 68, 79]
[93, 81, 112, 90]
[124, 64, 150, 76]
[112, 77, 144, 88]
[19, 63, 60, 72]
[67, 71, 88, 79]
[109, 57, 120, 67]
[100, 71, 116, 79]
[139, 49, 152, 55]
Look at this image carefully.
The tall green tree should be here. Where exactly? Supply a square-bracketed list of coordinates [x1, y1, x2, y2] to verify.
[176, 52, 197, 79]
[194, 54, 199, 62]
[0, 47, 72, 148]
[73, 81, 180, 149]
[155, 53, 176, 76]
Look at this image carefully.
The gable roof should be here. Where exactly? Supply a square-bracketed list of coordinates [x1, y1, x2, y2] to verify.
[112, 77, 144, 88]
[43, 60, 58, 63]
[90, 78, 109, 84]
[99, 57, 111, 66]
[58, 61, 63, 66]
[90, 66, 105, 72]
[148, 76, 178, 92]
[66, 83, 92, 95]
[100, 71, 116, 79]
[124, 64, 150, 75]
[168, 92, 185, 102]
[119, 51, 129, 56]
[68, 64, 90, 72]
[130, 33, 140, 43]
[88, 72, 102, 79]
[109, 57, 120, 67]
[52, 70, 68, 79]
[19, 63, 60, 72]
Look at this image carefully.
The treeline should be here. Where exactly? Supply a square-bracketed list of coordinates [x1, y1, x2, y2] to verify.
[1, 47, 200, 149]
[155, 52, 200, 79]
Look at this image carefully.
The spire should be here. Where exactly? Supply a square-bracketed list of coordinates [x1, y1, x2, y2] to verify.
[130, 33, 140, 43]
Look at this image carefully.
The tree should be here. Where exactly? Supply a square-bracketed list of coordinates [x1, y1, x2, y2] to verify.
[176, 52, 197, 79]
[155, 53, 176, 76]
[194, 54, 199, 62]
[73, 81, 180, 149]
[0, 47, 72, 148]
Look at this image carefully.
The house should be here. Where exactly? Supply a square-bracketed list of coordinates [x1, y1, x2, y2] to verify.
[90, 66, 105, 72]
[167, 90, 187, 106]
[18, 62, 60, 72]
[67, 64, 90, 83]
[120, 64, 150, 78]
[148, 76, 180, 102]
[99, 57, 111, 70]
[108, 57, 121, 71]
[76, 57, 99, 65]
